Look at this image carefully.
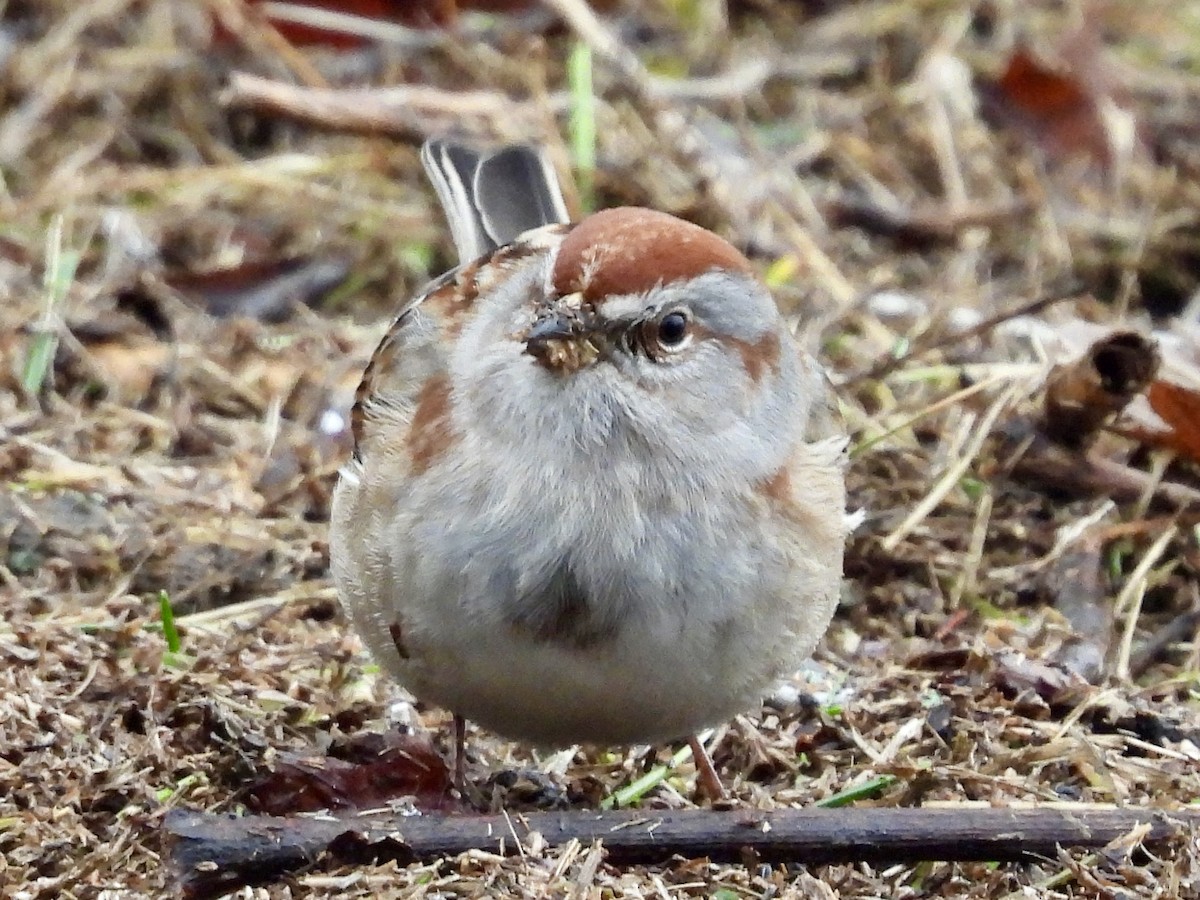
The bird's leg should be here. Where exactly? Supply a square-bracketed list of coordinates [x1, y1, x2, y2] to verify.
[453, 713, 468, 794]
[689, 733, 726, 801]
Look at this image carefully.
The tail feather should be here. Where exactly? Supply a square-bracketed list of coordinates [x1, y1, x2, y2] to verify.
[420, 139, 570, 264]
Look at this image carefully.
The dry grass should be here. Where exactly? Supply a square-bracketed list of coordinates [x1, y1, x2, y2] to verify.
[2, 0, 1200, 897]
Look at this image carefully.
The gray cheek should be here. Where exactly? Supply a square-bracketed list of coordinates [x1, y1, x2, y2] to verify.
[620, 335, 803, 481]
[625, 342, 750, 431]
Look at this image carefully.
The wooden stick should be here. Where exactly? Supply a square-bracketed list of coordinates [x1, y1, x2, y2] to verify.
[165, 805, 1200, 899]
[221, 72, 543, 139]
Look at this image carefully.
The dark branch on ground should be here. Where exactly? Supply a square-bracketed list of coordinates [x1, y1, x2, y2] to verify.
[164, 804, 1200, 899]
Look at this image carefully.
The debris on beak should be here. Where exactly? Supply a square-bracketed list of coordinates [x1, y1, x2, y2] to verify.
[524, 312, 602, 372]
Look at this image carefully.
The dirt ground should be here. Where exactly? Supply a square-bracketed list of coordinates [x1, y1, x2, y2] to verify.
[2, 0, 1200, 897]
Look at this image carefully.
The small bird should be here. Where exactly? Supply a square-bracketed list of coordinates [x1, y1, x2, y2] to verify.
[330, 139, 848, 799]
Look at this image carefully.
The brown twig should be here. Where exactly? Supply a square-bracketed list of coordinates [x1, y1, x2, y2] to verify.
[1007, 433, 1200, 510]
[221, 72, 544, 139]
[824, 198, 1034, 249]
[1005, 432, 1200, 511]
[165, 805, 1200, 899]
[847, 278, 1085, 385]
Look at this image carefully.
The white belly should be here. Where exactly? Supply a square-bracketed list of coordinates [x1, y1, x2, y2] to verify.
[400, 594, 811, 746]
[332, 420, 844, 748]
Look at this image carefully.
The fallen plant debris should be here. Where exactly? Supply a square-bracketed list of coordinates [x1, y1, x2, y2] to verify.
[165, 255, 352, 322]
[1040, 331, 1160, 450]
[1002, 327, 1200, 511]
[1144, 378, 1200, 465]
[979, 30, 1136, 173]
[246, 731, 454, 815]
[222, 70, 547, 140]
[165, 805, 1200, 899]
[235, 0, 624, 44]
[1041, 516, 1110, 682]
[5, 0, 1200, 897]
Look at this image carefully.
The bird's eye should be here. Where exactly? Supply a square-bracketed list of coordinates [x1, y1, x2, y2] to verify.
[656, 311, 689, 348]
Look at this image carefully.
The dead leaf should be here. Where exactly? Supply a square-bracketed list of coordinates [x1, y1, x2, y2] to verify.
[1144, 379, 1200, 465]
[246, 731, 454, 814]
[63, 302, 176, 402]
[980, 28, 1137, 171]
[1042, 331, 1159, 449]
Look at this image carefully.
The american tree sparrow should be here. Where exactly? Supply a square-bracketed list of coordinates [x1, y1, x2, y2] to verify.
[331, 140, 848, 799]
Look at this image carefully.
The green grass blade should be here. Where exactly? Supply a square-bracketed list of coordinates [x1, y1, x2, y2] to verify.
[567, 39, 596, 213]
[815, 773, 898, 808]
[603, 742, 695, 809]
[158, 589, 181, 654]
[22, 213, 81, 395]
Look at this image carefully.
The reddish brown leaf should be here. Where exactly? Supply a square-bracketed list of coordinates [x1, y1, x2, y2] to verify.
[980, 29, 1134, 170]
[1146, 379, 1200, 465]
[0, 234, 32, 266]
[989, 47, 1107, 164]
[247, 732, 454, 815]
